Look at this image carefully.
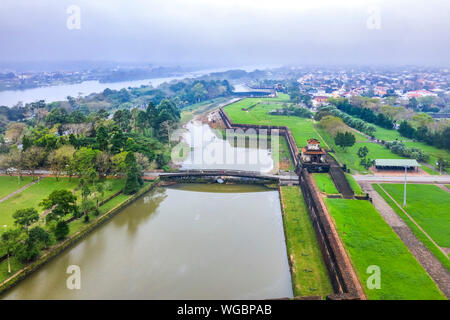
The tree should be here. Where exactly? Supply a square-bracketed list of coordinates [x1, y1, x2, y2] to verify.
[94, 183, 105, 207]
[96, 126, 109, 151]
[357, 146, 375, 170]
[357, 146, 369, 159]
[398, 120, 416, 139]
[71, 147, 100, 179]
[335, 131, 355, 150]
[48, 145, 75, 180]
[1, 229, 24, 273]
[54, 220, 69, 240]
[40, 189, 78, 221]
[110, 128, 125, 154]
[123, 152, 142, 194]
[22, 146, 45, 180]
[13, 208, 39, 233]
[28, 226, 52, 249]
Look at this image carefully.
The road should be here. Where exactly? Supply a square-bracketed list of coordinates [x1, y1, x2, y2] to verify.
[353, 174, 450, 184]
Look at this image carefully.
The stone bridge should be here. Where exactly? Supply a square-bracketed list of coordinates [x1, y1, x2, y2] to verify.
[152, 169, 299, 185]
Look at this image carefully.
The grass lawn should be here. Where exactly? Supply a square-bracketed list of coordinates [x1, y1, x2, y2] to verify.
[373, 184, 450, 270]
[371, 124, 402, 141]
[312, 173, 339, 194]
[324, 198, 445, 300]
[280, 186, 333, 297]
[0, 176, 33, 199]
[378, 184, 450, 248]
[403, 141, 450, 174]
[345, 173, 365, 196]
[225, 101, 321, 146]
[0, 178, 80, 229]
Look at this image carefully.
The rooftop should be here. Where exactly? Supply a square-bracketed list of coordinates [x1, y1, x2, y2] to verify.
[375, 159, 421, 167]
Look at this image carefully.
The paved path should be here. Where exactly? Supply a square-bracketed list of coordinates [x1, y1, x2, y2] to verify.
[360, 182, 450, 298]
[0, 180, 38, 204]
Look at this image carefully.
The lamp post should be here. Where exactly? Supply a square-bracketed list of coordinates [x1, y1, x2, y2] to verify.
[403, 165, 407, 207]
[3, 225, 10, 274]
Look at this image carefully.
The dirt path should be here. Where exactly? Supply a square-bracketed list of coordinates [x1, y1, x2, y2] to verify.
[360, 182, 450, 298]
[0, 180, 38, 204]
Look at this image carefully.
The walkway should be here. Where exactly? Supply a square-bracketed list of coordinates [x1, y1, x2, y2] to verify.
[360, 182, 450, 298]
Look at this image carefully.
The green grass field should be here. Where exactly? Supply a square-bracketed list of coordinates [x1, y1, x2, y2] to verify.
[373, 184, 450, 271]
[312, 173, 339, 194]
[324, 198, 445, 300]
[280, 186, 333, 297]
[378, 184, 450, 248]
[0, 176, 33, 199]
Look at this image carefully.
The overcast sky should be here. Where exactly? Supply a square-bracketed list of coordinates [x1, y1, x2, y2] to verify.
[0, 0, 449, 68]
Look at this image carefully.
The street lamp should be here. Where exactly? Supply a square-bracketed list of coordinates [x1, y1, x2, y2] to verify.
[3, 225, 11, 274]
[403, 165, 407, 207]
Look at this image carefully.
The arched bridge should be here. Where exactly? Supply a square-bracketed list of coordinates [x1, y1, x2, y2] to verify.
[146, 169, 299, 184]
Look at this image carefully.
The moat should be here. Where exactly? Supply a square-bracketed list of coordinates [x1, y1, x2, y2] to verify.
[1, 184, 293, 299]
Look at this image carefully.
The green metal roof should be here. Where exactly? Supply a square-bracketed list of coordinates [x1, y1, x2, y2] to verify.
[375, 159, 421, 167]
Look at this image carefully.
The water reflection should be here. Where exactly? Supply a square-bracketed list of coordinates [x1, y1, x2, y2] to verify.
[1, 184, 292, 300]
[177, 121, 275, 173]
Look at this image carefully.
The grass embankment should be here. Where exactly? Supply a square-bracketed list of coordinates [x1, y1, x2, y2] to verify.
[371, 124, 402, 141]
[312, 173, 339, 194]
[278, 136, 295, 171]
[377, 184, 450, 248]
[373, 184, 450, 269]
[0, 176, 33, 199]
[279, 186, 333, 298]
[324, 198, 445, 300]
[345, 173, 365, 196]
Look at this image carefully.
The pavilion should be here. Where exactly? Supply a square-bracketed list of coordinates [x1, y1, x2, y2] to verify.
[374, 159, 421, 172]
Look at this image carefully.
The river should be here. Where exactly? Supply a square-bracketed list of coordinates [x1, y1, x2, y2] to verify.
[0, 65, 273, 107]
[1, 184, 293, 299]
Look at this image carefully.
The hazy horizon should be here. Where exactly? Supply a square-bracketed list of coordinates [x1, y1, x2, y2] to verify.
[1, 0, 450, 69]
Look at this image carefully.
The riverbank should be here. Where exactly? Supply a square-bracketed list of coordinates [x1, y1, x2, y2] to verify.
[0, 178, 160, 296]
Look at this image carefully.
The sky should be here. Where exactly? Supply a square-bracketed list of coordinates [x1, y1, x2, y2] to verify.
[0, 0, 449, 68]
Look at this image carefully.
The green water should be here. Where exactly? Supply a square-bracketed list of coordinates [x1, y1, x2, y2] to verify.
[2, 184, 293, 300]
